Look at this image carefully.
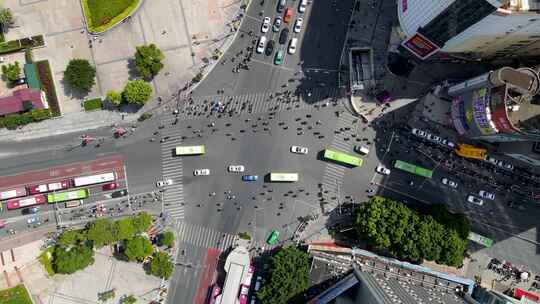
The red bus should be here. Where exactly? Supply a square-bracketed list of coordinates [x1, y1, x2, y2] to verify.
[0, 187, 27, 200]
[28, 180, 71, 194]
[7, 195, 47, 210]
[239, 265, 255, 304]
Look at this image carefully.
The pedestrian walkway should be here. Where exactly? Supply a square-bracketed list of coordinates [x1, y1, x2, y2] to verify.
[175, 221, 237, 251]
[161, 140, 185, 220]
[320, 112, 356, 212]
[160, 87, 343, 124]
[0, 111, 139, 142]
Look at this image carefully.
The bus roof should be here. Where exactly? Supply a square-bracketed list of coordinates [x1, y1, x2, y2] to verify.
[323, 149, 362, 167]
[175, 145, 205, 155]
[393, 160, 433, 178]
[270, 173, 298, 182]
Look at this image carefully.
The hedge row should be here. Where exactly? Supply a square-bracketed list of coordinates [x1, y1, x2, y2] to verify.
[35, 60, 61, 117]
[0, 109, 52, 129]
[0, 35, 44, 55]
[83, 98, 102, 111]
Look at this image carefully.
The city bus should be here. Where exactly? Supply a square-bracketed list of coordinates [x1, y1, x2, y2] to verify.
[0, 187, 27, 200]
[6, 195, 47, 210]
[47, 189, 89, 203]
[174, 145, 205, 156]
[73, 172, 115, 187]
[269, 172, 299, 182]
[322, 149, 363, 167]
[393, 160, 433, 178]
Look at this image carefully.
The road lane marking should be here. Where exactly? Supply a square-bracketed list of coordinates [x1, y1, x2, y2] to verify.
[250, 57, 295, 71]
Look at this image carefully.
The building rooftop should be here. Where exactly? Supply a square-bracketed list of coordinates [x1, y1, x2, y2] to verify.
[0, 88, 46, 116]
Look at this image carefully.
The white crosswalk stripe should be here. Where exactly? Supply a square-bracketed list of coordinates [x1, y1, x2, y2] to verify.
[175, 221, 238, 250]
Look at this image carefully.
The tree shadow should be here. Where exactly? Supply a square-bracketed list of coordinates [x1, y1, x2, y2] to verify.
[60, 77, 91, 100]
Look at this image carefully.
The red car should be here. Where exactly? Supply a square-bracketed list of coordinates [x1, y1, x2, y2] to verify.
[102, 182, 118, 191]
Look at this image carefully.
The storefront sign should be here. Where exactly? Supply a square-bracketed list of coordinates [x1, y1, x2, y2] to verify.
[402, 33, 440, 60]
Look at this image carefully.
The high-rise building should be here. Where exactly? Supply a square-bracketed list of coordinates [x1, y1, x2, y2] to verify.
[397, 0, 540, 60]
[448, 66, 540, 143]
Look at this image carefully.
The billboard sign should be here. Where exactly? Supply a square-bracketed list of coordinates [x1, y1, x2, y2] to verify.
[471, 88, 496, 135]
[489, 85, 519, 134]
[402, 33, 440, 60]
[451, 96, 468, 135]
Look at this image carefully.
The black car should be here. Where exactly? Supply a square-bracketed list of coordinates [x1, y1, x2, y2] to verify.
[111, 189, 128, 198]
[277, 0, 286, 12]
[265, 40, 275, 56]
[279, 28, 289, 44]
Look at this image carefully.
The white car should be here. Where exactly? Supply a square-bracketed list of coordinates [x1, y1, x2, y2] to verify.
[427, 134, 441, 143]
[290, 145, 308, 154]
[504, 163, 514, 171]
[261, 17, 271, 33]
[485, 156, 498, 165]
[479, 190, 495, 200]
[411, 128, 426, 137]
[376, 165, 390, 175]
[272, 17, 282, 32]
[298, 0, 307, 13]
[228, 165, 245, 172]
[256, 36, 267, 53]
[467, 195, 484, 206]
[441, 139, 455, 149]
[441, 177, 458, 188]
[194, 169, 211, 176]
[156, 179, 173, 187]
[293, 18, 303, 33]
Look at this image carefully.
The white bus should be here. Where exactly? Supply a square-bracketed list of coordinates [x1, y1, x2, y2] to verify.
[269, 173, 299, 182]
[72, 172, 116, 187]
[174, 145, 205, 156]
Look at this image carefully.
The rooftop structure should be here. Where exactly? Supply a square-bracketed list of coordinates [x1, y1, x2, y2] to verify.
[218, 245, 250, 304]
[0, 88, 47, 116]
[397, 0, 540, 60]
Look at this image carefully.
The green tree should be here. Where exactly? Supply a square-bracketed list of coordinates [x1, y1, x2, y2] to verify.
[106, 90, 122, 106]
[122, 295, 137, 304]
[116, 217, 136, 240]
[149, 252, 173, 279]
[1, 61, 21, 82]
[124, 236, 153, 262]
[132, 212, 152, 234]
[53, 245, 94, 274]
[57, 229, 88, 247]
[158, 231, 174, 248]
[134, 44, 164, 79]
[257, 246, 310, 304]
[87, 218, 118, 248]
[122, 80, 152, 105]
[0, 8, 14, 33]
[437, 230, 467, 267]
[63, 59, 96, 94]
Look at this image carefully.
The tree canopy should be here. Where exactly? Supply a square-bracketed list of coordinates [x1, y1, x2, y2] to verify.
[122, 80, 152, 105]
[354, 197, 469, 267]
[158, 231, 174, 248]
[149, 252, 173, 279]
[124, 236, 153, 262]
[1, 62, 21, 82]
[106, 90, 122, 106]
[53, 245, 94, 274]
[87, 218, 119, 248]
[134, 44, 164, 79]
[63, 59, 96, 94]
[257, 246, 310, 304]
[0, 8, 14, 33]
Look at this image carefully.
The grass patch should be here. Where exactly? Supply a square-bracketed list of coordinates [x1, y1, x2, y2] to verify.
[82, 0, 140, 33]
[35, 60, 61, 117]
[38, 247, 55, 276]
[83, 98, 103, 111]
[0, 284, 33, 304]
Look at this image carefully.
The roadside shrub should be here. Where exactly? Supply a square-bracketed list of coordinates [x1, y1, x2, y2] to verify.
[83, 98, 102, 111]
[0, 109, 51, 129]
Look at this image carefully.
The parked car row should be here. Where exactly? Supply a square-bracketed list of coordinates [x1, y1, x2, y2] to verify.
[411, 128, 455, 149]
[485, 155, 514, 171]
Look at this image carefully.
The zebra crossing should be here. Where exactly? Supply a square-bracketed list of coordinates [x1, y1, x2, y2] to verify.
[161, 87, 343, 125]
[161, 138, 185, 219]
[175, 221, 238, 251]
[320, 112, 357, 211]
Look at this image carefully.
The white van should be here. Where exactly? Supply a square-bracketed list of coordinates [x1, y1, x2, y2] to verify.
[299, 0, 307, 12]
[355, 146, 369, 155]
[288, 38, 298, 54]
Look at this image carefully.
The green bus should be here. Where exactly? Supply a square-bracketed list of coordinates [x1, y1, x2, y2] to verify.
[269, 172, 299, 182]
[174, 145, 205, 156]
[468, 232, 493, 247]
[47, 189, 89, 203]
[393, 160, 433, 178]
[322, 149, 362, 167]
[266, 229, 280, 245]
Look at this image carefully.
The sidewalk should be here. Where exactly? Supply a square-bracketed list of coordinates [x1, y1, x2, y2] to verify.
[0, 111, 139, 142]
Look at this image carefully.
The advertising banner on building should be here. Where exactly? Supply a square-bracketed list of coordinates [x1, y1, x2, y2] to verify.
[402, 33, 440, 60]
[451, 96, 468, 135]
[471, 88, 496, 135]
